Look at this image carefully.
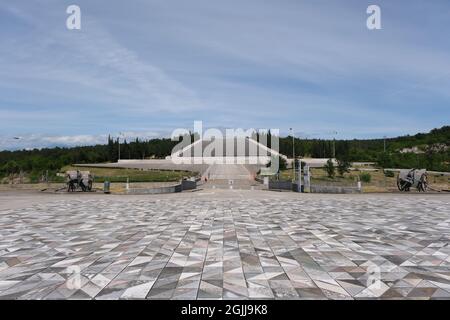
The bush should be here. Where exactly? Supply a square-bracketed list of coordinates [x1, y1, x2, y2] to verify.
[323, 159, 335, 178]
[1, 160, 20, 175]
[337, 159, 351, 176]
[359, 172, 372, 183]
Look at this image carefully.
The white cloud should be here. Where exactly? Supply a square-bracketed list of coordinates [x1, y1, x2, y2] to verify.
[0, 130, 164, 151]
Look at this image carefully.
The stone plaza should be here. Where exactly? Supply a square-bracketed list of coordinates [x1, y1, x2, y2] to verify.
[0, 191, 449, 300]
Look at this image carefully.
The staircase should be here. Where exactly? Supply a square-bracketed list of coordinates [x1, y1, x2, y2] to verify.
[201, 163, 265, 190]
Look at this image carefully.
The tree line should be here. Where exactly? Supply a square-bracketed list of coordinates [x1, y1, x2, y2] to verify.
[1, 126, 449, 180]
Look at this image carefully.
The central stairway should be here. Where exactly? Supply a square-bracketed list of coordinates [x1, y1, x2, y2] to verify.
[201, 163, 265, 190]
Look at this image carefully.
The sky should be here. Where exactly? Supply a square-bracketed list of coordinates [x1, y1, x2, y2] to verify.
[0, 0, 449, 150]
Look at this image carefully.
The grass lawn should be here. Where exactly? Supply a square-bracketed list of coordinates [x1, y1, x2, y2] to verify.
[279, 168, 363, 186]
[61, 165, 193, 183]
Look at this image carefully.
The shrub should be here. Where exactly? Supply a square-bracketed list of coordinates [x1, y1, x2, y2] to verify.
[1, 160, 20, 175]
[359, 172, 372, 183]
[337, 159, 351, 176]
[323, 159, 335, 178]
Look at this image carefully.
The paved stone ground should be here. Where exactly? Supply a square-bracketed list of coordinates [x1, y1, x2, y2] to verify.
[0, 191, 449, 300]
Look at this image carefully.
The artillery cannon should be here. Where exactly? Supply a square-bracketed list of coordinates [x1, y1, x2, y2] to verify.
[397, 169, 428, 192]
[66, 170, 93, 192]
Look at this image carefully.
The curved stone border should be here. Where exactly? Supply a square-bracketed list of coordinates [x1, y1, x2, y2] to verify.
[127, 184, 182, 194]
[126, 178, 198, 195]
[310, 185, 361, 194]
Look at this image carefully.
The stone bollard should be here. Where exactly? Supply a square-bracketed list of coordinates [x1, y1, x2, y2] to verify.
[104, 181, 111, 194]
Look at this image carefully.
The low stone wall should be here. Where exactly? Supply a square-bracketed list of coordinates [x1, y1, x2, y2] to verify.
[292, 182, 301, 193]
[127, 184, 182, 194]
[269, 181, 292, 191]
[181, 180, 197, 190]
[310, 185, 361, 194]
[127, 178, 197, 194]
[266, 181, 361, 193]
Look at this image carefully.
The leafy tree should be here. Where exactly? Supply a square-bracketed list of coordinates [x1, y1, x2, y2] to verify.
[337, 158, 351, 176]
[2, 160, 20, 174]
[377, 152, 393, 168]
[424, 146, 435, 170]
[323, 158, 335, 178]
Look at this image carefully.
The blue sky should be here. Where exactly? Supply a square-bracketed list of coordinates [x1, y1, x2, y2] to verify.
[1, 0, 449, 150]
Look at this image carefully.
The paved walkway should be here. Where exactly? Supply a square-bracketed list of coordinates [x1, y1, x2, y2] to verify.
[0, 191, 449, 299]
[202, 164, 259, 189]
[204, 164, 252, 180]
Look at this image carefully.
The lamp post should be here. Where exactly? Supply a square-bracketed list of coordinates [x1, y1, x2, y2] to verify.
[118, 132, 124, 161]
[290, 128, 295, 182]
[332, 131, 337, 159]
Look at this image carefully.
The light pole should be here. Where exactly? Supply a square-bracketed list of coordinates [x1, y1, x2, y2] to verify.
[118, 136, 120, 161]
[332, 131, 337, 159]
[290, 128, 295, 182]
[118, 132, 124, 161]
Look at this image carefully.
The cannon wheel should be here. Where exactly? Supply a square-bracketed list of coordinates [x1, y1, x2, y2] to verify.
[397, 176, 404, 191]
[79, 181, 87, 192]
[67, 181, 76, 192]
[417, 174, 428, 192]
[397, 176, 411, 192]
[418, 182, 425, 192]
